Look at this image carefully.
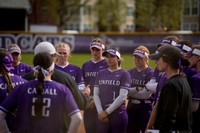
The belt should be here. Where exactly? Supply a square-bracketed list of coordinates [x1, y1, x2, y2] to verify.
[131, 99, 152, 104]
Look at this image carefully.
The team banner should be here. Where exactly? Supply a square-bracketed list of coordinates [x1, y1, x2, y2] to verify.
[0, 33, 200, 53]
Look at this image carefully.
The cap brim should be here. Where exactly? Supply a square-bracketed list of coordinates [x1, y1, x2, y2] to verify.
[10, 50, 21, 54]
[157, 43, 168, 48]
[102, 51, 109, 56]
[103, 51, 117, 56]
[133, 53, 145, 58]
[90, 45, 102, 50]
[148, 53, 160, 60]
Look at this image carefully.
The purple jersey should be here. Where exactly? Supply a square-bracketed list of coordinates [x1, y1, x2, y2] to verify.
[128, 66, 154, 88]
[94, 68, 131, 109]
[151, 67, 165, 82]
[183, 67, 197, 81]
[0, 74, 27, 104]
[55, 63, 84, 85]
[10, 62, 33, 77]
[0, 80, 79, 133]
[189, 71, 200, 100]
[82, 59, 109, 94]
[153, 73, 168, 102]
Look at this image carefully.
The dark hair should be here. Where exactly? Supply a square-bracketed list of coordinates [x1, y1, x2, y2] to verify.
[162, 54, 189, 71]
[0, 48, 13, 92]
[111, 47, 121, 67]
[33, 52, 53, 118]
[179, 40, 193, 48]
[163, 35, 180, 43]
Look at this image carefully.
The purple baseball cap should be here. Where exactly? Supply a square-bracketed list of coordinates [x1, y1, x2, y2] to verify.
[0, 54, 14, 72]
[90, 42, 105, 50]
[157, 39, 177, 47]
[133, 49, 149, 58]
[187, 48, 200, 57]
[8, 46, 21, 54]
[102, 49, 121, 59]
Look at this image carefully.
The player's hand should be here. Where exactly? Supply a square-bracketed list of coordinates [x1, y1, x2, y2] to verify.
[88, 100, 95, 109]
[98, 111, 109, 122]
[82, 85, 90, 96]
[138, 87, 144, 91]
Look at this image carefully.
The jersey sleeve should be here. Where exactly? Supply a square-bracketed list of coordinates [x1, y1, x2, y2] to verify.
[120, 71, 131, 90]
[0, 85, 20, 114]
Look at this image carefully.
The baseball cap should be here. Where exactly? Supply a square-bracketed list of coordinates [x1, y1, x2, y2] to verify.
[149, 45, 182, 60]
[157, 39, 177, 47]
[102, 49, 121, 59]
[176, 43, 192, 52]
[133, 49, 149, 58]
[187, 48, 200, 56]
[8, 46, 21, 54]
[90, 41, 105, 50]
[34, 41, 57, 55]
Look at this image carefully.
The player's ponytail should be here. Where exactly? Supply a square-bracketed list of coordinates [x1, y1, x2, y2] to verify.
[33, 52, 54, 118]
[34, 68, 45, 118]
[0, 48, 14, 92]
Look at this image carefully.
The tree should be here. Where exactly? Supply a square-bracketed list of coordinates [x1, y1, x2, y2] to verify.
[135, 0, 182, 31]
[94, 0, 126, 32]
[42, 0, 89, 31]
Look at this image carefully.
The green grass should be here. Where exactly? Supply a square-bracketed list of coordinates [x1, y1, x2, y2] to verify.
[21, 53, 157, 71]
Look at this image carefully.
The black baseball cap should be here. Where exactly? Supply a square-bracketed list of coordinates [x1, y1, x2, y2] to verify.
[149, 45, 182, 61]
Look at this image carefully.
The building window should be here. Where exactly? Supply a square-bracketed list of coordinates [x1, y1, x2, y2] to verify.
[183, 23, 189, 30]
[191, 23, 198, 31]
[183, 0, 199, 16]
[183, 1, 190, 15]
[84, 5, 91, 16]
[127, 6, 134, 17]
[126, 24, 134, 32]
[83, 23, 92, 31]
[66, 23, 80, 31]
[183, 23, 198, 31]
[41, 6, 47, 14]
[192, 1, 198, 15]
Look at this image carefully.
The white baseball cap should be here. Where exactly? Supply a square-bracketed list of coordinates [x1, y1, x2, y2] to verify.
[34, 41, 56, 55]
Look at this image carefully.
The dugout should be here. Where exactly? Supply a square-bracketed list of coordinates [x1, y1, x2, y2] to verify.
[0, 0, 30, 31]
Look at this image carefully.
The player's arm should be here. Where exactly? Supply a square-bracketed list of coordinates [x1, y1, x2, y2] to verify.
[129, 86, 152, 99]
[192, 100, 200, 112]
[68, 111, 82, 133]
[105, 88, 128, 115]
[0, 110, 10, 133]
[93, 86, 103, 113]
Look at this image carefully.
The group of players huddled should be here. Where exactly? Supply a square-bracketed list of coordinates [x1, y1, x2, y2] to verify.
[0, 35, 199, 133]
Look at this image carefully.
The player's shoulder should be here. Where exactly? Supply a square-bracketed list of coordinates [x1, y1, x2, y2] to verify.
[53, 68, 71, 77]
[146, 66, 154, 71]
[10, 74, 27, 82]
[69, 63, 81, 69]
[82, 60, 92, 66]
[19, 62, 32, 67]
[119, 68, 130, 74]
[128, 67, 136, 73]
